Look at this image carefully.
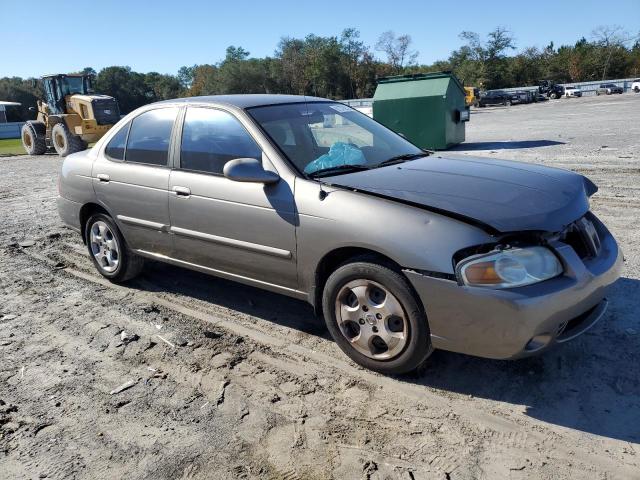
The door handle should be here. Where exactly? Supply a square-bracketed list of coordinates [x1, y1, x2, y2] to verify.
[96, 174, 110, 182]
[173, 186, 191, 197]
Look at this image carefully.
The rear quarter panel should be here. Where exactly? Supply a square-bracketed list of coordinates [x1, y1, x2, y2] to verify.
[59, 150, 96, 206]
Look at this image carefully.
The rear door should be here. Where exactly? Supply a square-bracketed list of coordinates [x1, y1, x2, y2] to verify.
[92, 107, 179, 255]
[168, 106, 298, 289]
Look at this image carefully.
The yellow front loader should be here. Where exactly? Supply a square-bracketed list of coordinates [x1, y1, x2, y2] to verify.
[21, 74, 120, 157]
[464, 86, 480, 107]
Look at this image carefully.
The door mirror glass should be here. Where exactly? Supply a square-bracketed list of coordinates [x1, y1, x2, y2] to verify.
[223, 158, 280, 184]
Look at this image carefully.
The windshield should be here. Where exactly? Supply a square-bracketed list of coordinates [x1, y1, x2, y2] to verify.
[247, 102, 424, 176]
[59, 76, 88, 96]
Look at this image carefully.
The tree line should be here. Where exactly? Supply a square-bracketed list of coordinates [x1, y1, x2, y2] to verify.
[1, 26, 638, 120]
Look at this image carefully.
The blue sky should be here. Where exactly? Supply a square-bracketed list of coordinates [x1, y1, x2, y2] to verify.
[2, 0, 638, 78]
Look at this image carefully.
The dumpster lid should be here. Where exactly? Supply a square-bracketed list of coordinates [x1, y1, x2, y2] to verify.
[376, 71, 466, 96]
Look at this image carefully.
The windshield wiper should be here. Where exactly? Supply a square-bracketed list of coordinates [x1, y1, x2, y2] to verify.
[376, 152, 430, 168]
[307, 164, 370, 178]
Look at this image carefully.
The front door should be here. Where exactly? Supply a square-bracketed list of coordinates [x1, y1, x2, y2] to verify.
[92, 107, 179, 255]
[168, 106, 298, 289]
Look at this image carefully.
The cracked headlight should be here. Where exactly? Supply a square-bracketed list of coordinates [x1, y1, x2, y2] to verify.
[456, 246, 563, 288]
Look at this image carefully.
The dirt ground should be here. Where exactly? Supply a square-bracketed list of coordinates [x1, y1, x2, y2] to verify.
[1, 93, 639, 480]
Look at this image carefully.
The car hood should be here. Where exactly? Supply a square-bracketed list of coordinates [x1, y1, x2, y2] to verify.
[324, 155, 596, 233]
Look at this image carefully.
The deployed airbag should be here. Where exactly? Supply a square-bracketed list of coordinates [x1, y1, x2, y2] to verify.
[304, 142, 366, 174]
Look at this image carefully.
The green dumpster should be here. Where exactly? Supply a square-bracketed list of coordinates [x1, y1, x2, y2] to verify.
[372, 72, 469, 150]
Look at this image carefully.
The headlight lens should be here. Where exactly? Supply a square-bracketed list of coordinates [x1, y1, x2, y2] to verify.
[457, 246, 563, 288]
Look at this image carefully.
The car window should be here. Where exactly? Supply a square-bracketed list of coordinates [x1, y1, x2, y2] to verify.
[308, 112, 374, 149]
[248, 102, 422, 174]
[180, 107, 262, 175]
[125, 108, 178, 166]
[105, 121, 130, 160]
[263, 120, 296, 146]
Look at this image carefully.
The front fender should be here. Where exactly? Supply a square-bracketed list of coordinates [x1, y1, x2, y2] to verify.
[294, 178, 494, 293]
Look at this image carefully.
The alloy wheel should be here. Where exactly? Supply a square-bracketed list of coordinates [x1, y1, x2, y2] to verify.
[89, 221, 120, 273]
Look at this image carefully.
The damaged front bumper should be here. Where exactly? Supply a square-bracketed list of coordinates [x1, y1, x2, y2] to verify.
[404, 216, 623, 360]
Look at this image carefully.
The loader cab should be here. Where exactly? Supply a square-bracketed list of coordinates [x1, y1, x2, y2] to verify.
[41, 74, 94, 114]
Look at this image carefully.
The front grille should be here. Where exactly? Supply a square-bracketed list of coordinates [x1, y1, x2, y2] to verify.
[92, 98, 120, 125]
[561, 214, 601, 259]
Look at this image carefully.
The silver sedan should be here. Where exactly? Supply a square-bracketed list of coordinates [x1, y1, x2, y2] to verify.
[58, 95, 622, 374]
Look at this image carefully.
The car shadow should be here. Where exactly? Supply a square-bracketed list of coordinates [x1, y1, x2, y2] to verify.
[131, 263, 639, 443]
[404, 276, 640, 443]
[134, 260, 327, 337]
[451, 140, 565, 151]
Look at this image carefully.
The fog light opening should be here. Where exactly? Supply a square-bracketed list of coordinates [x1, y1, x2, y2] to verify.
[525, 334, 552, 352]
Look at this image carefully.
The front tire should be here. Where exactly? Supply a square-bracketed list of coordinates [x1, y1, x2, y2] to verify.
[21, 121, 47, 155]
[52, 122, 87, 157]
[322, 259, 432, 375]
[85, 213, 143, 282]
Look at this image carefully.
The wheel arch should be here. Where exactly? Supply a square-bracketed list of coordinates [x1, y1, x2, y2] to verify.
[310, 246, 406, 316]
[48, 115, 67, 128]
[79, 202, 111, 244]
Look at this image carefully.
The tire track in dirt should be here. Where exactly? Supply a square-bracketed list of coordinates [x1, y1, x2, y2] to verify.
[11, 240, 639, 479]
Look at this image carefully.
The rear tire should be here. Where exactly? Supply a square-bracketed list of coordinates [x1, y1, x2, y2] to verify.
[85, 213, 144, 282]
[52, 122, 86, 157]
[322, 259, 432, 375]
[21, 121, 47, 155]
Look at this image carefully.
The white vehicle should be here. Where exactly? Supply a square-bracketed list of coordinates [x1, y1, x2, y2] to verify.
[564, 86, 582, 98]
[632, 79, 640, 93]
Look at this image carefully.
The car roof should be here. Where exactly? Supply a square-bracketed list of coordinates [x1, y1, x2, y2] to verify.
[155, 94, 330, 109]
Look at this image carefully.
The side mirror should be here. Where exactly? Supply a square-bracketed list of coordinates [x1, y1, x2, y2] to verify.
[223, 158, 280, 184]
